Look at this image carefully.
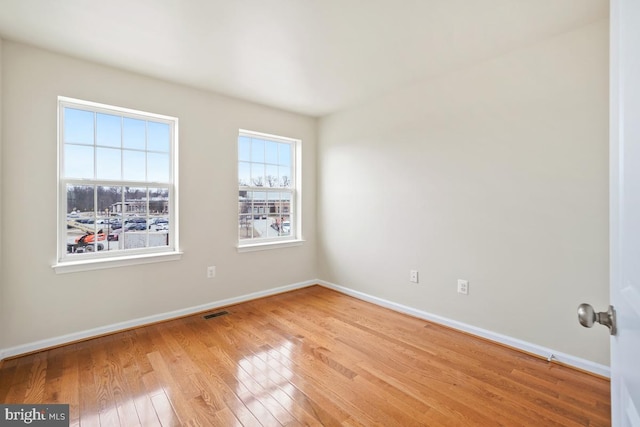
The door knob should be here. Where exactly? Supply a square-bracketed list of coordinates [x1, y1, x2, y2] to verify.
[577, 303, 617, 335]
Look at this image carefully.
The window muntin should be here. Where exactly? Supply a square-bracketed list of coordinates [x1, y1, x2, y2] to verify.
[238, 130, 299, 245]
[58, 97, 178, 264]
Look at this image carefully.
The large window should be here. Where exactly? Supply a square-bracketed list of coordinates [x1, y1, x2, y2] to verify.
[238, 130, 300, 247]
[56, 97, 179, 269]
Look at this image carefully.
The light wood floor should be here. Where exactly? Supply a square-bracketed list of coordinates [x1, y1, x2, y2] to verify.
[0, 285, 610, 426]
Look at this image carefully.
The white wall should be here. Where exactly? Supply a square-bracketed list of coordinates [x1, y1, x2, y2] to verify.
[0, 41, 317, 352]
[318, 20, 611, 365]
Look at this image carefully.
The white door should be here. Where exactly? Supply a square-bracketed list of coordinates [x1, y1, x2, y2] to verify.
[610, 0, 640, 425]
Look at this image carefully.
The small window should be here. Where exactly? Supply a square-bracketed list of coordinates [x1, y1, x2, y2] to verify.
[238, 130, 300, 247]
[56, 97, 179, 268]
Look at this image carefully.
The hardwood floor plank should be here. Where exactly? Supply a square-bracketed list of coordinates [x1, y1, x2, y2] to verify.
[146, 350, 204, 426]
[115, 333, 160, 427]
[76, 341, 101, 427]
[149, 391, 181, 426]
[0, 285, 610, 426]
[0, 359, 18, 403]
[91, 336, 123, 427]
[212, 407, 242, 427]
[59, 345, 81, 425]
[21, 352, 47, 403]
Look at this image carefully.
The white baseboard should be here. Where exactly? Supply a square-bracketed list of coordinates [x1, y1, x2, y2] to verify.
[0, 279, 611, 378]
[317, 280, 610, 378]
[0, 279, 315, 360]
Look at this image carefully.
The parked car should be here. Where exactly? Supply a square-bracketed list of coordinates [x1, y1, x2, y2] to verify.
[125, 223, 147, 231]
[149, 218, 169, 230]
[125, 217, 147, 224]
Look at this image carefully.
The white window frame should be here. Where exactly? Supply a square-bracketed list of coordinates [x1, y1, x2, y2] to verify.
[53, 97, 181, 273]
[237, 129, 303, 251]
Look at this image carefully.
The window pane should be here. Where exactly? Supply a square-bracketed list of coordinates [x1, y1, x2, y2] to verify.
[253, 191, 266, 207]
[266, 193, 283, 236]
[266, 164, 278, 187]
[97, 185, 122, 213]
[96, 147, 121, 180]
[148, 122, 170, 152]
[66, 185, 105, 255]
[238, 136, 251, 162]
[238, 215, 253, 240]
[280, 216, 291, 235]
[64, 144, 94, 179]
[64, 108, 94, 145]
[66, 184, 94, 214]
[238, 190, 253, 240]
[148, 188, 169, 247]
[278, 143, 291, 166]
[147, 152, 169, 183]
[121, 186, 148, 249]
[271, 192, 285, 216]
[279, 166, 292, 187]
[121, 221, 147, 249]
[251, 191, 267, 244]
[268, 215, 287, 236]
[251, 138, 265, 163]
[149, 187, 169, 215]
[108, 186, 125, 216]
[238, 162, 251, 186]
[251, 163, 264, 187]
[281, 191, 292, 214]
[123, 117, 146, 150]
[123, 187, 147, 215]
[97, 113, 121, 148]
[66, 220, 105, 254]
[266, 141, 278, 164]
[238, 190, 251, 214]
[96, 186, 122, 253]
[253, 215, 267, 238]
[123, 150, 146, 181]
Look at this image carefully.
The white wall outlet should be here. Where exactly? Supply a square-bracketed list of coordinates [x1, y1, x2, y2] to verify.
[410, 270, 419, 283]
[207, 266, 216, 278]
[457, 279, 469, 295]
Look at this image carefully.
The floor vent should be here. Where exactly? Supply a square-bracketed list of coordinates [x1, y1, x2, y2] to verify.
[203, 311, 229, 319]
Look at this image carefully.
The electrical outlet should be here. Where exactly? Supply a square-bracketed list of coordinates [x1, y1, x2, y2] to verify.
[410, 270, 419, 283]
[457, 279, 469, 295]
[207, 266, 216, 278]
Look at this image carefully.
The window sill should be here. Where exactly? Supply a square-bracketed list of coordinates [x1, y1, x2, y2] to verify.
[237, 239, 305, 253]
[52, 251, 183, 274]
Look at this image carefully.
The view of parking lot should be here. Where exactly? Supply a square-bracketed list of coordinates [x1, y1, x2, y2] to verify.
[66, 211, 169, 253]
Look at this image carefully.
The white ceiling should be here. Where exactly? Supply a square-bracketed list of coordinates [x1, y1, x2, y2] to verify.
[0, 0, 607, 117]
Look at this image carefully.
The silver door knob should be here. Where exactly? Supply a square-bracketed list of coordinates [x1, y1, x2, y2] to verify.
[577, 303, 617, 335]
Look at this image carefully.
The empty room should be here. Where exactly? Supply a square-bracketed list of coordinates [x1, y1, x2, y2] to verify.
[0, 0, 638, 425]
